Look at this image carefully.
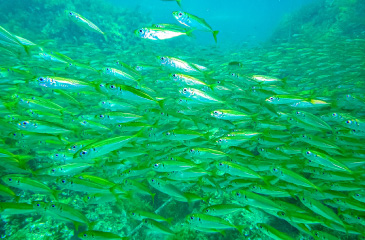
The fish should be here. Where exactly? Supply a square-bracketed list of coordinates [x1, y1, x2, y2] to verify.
[302, 149, 352, 173]
[186, 213, 244, 234]
[143, 218, 175, 235]
[75, 130, 144, 160]
[130, 210, 173, 224]
[232, 190, 283, 212]
[1, 174, 58, 199]
[202, 204, 249, 216]
[298, 194, 345, 227]
[0, 25, 32, 54]
[172, 11, 219, 43]
[135, 27, 194, 40]
[65, 10, 106, 40]
[0, 202, 35, 215]
[32, 76, 96, 91]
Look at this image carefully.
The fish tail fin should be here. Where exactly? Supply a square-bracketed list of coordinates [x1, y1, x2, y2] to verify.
[166, 217, 174, 225]
[157, 98, 168, 109]
[202, 194, 210, 203]
[73, 221, 80, 232]
[51, 189, 60, 201]
[103, 33, 108, 41]
[235, 224, 246, 236]
[261, 175, 273, 186]
[88, 220, 98, 230]
[207, 83, 216, 91]
[212, 31, 219, 43]
[22, 44, 31, 56]
[176, 0, 182, 8]
[185, 29, 195, 38]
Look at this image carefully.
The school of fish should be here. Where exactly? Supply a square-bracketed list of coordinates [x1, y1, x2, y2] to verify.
[0, 0, 364, 239]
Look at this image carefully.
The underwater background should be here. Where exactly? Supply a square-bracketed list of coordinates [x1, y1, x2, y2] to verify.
[0, 0, 364, 239]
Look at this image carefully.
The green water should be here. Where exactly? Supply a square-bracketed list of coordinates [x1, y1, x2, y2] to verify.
[0, 0, 364, 239]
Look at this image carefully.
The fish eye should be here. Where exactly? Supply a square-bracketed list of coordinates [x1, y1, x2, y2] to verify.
[69, 12, 72, 15]
[8, 178, 12, 181]
[132, 212, 135, 215]
[99, 115, 104, 118]
[154, 163, 159, 168]
[306, 151, 310, 155]
[166, 132, 170, 136]
[236, 192, 240, 196]
[332, 113, 337, 116]
[190, 216, 194, 219]
[160, 57, 165, 60]
[139, 29, 143, 33]
[172, 74, 177, 77]
[37, 204, 40, 206]
[179, 12, 183, 16]
[51, 169, 55, 172]
[22, 121, 28, 125]
[273, 168, 277, 171]
[219, 163, 223, 166]
[39, 77, 44, 81]
[106, 68, 110, 71]
[190, 149, 194, 152]
[269, 97, 273, 100]
[109, 85, 115, 89]
[51, 204, 55, 207]
[231, 73, 235, 76]
[81, 151, 87, 155]
[346, 120, 351, 124]
[83, 234, 87, 237]
[183, 88, 187, 92]
[62, 179, 66, 183]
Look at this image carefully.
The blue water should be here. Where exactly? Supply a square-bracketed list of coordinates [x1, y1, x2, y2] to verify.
[109, 0, 316, 45]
